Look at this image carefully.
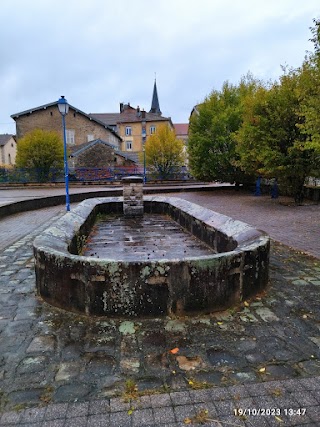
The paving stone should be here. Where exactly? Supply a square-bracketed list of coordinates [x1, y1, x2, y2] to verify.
[66, 402, 89, 418]
[307, 405, 320, 421]
[20, 407, 46, 423]
[88, 399, 110, 415]
[309, 337, 320, 348]
[64, 416, 87, 427]
[42, 421, 65, 427]
[53, 384, 91, 402]
[153, 406, 176, 424]
[0, 188, 320, 424]
[255, 307, 279, 322]
[150, 393, 172, 408]
[214, 399, 237, 416]
[173, 403, 197, 422]
[134, 395, 152, 409]
[289, 391, 319, 406]
[6, 388, 45, 407]
[17, 356, 48, 374]
[86, 414, 110, 427]
[0, 411, 22, 424]
[55, 362, 81, 382]
[292, 279, 309, 286]
[44, 403, 69, 420]
[170, 391, 192, 406]
[26, 336, 55, 354]
[131, 408, 154, 426]
[109, 411, 132, 427]
[109, 397, 131, 412]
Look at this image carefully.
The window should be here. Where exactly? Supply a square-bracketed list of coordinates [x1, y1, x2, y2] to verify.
[66, 129, 75, 145]
[150, 126, 156, 134]
[125, 126, 132, 136]
[87, 134, 94, 142]
[126, 141, 132, 151]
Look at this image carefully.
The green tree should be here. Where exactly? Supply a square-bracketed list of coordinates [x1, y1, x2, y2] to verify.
[236, 69, 319, 203]
[145, 125, 185, 178]
[298, 19, 320, 152]
[16, 129, 64, 182]
[188, 75, 260, 184]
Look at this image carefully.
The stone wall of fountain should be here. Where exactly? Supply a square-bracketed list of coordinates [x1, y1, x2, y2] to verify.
[33, 190, 270, 317]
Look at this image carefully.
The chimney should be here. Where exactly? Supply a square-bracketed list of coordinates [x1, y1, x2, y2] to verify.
[120, 102, 124, 113]
[136, 106, 140, 117]
[141, 109, 146, 119]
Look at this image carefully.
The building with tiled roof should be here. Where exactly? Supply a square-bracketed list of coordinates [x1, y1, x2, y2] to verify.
[90, 80, 173, 153]
[69, 138, 138, 169]
[173, 124, 189, 165]
[0, 134, 17, 166]
[11, 101, 122, 149]
[174, 123, 189, 142]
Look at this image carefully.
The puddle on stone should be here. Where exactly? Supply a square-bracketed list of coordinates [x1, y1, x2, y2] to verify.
[83, 213, 216, 261]
[206, 349, 238, 366]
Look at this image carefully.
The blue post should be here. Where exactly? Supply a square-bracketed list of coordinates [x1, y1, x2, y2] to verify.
[62, 113, 70, 211]
[143, 146, 146, 184]
[58, 96, 70, 211]
[142, 119, 146, 183]
[254, 176, 261, 196]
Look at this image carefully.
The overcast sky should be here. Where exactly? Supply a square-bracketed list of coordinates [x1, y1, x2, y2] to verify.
[0, 0, 319, 134]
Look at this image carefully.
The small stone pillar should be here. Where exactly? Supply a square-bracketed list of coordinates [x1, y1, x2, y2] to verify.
[122, 176, 144, 217]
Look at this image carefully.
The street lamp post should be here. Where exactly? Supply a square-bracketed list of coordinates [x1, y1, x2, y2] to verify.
[57, 96, 70, 211]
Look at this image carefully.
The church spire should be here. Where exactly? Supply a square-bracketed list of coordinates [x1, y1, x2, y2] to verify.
[149, 78, 161, 115]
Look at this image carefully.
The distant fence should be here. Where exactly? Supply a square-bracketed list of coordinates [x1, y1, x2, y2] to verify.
[0, 166, 192, 184]
[306, 177, 320, 187]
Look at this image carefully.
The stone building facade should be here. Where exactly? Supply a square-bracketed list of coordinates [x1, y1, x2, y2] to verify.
[0, 134, 17, 166]
[69, 139, 136, 169]
[11, 101, 121, 149]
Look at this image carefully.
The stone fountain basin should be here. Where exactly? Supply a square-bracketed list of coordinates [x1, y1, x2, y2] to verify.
[33, 196, 270, 317]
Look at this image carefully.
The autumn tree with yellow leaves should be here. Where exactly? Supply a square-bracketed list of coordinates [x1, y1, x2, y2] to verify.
[145, 125, 186, 178]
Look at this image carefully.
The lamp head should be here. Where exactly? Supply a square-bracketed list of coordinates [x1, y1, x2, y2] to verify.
[57, 96, 69, 116]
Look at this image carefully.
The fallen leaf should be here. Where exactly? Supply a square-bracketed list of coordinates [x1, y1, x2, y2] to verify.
[244, 301, 250, 307]
[170, 347, 179, 354]
[275, 416, 283, 423]
[259, 367, 266, 373]
[217, 322, 223, 325]
[177, 355, 203, 371]
[184, 417, 192, 424]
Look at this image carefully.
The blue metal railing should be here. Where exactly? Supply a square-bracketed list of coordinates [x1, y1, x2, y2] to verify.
[0, 166, 192, 184]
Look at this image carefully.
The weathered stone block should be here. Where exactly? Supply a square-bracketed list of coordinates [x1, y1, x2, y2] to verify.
[122, 176, 144, 217]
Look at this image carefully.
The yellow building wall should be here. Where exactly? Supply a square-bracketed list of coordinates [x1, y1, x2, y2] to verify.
[119, 120, 172, 152]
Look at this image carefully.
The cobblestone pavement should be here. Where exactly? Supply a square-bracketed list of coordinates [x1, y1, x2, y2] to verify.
[163, 191, 320, 259]
[0, 206, 66, 251]
[0, 189, 319, 426]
